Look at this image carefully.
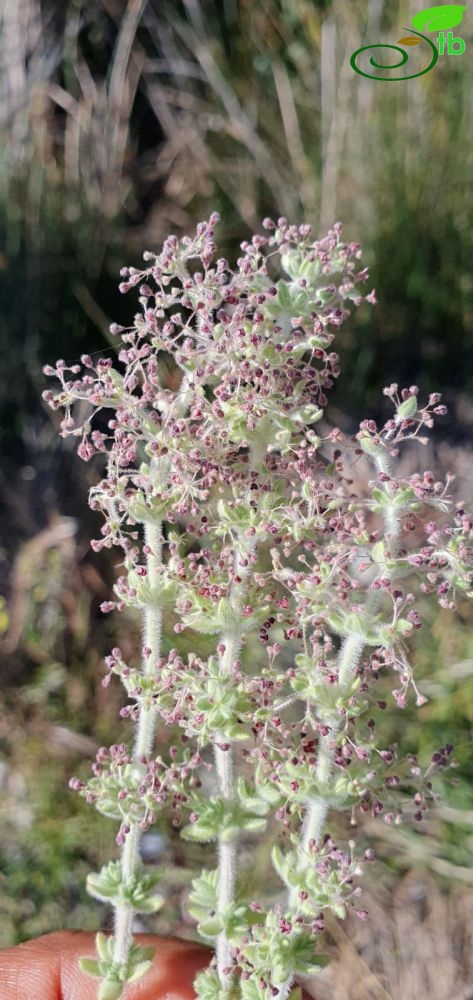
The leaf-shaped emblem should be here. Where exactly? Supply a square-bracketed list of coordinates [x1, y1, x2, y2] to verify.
[397, 36, 422, 44]
[411, 4, 466, 32]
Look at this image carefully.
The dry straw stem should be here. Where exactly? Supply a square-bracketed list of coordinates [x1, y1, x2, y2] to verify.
[313, 877, 473, 1000]
[3, 0, 473, 269]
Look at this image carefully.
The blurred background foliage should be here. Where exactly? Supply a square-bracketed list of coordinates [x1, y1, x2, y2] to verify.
[1, 0, 473, 988]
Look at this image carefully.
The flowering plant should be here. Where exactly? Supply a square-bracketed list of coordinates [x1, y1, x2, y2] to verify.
[43, 215, 472, 1000]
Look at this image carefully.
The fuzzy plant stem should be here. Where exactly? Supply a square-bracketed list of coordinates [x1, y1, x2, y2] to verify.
[214, 540, 256, 989]
[299, 451, 399, 852]
[214, 442, 264, 991]
[113, 519, 163, 969]
[214, 633, 243, 986]
[281, 452, 400, 1000]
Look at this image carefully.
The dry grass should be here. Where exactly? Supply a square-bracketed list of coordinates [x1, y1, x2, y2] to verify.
[304, 876, 473, 1000]
[3, 0, 472, 242]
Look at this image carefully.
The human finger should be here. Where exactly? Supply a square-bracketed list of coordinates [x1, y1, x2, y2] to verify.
[0, 931, 211, 1000]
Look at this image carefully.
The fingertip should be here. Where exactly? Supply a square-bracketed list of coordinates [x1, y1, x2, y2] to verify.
[0, 931, 65, 1000]
[0, 933, 212, 1000]
[65, 934, 211, 1000]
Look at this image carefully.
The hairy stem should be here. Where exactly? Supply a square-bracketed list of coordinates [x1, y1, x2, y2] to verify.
[214, 548, 255, 990]
[214, 443, 264, 991]
[295, 631, 366, 868]
[214, 631, 241, 987]
[281, 450, 402, 998]
[302, 453, 400, 850]
[298, 451, 401, 858]
[113, 519, 163, 968]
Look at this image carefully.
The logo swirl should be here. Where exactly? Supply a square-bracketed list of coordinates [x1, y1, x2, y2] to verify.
[350, 27, 439, 80]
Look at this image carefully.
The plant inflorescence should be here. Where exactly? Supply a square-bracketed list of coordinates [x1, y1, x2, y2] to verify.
[43, 215, 472, 1000]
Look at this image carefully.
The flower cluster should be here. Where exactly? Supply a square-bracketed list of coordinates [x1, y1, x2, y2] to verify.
[44, 216, 469, 1000]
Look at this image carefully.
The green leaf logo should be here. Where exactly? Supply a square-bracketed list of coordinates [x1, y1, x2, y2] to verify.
[411, 4, 466, 32]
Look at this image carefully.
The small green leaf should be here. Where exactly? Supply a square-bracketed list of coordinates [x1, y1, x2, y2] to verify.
[239, 815, 267, 833]
[79, 957, 101, 978]
[240, 978, 264, 1000]
[392, 487, 415, 509]
[95, 932, 113, 962]
[273, 962, 290, 983]
[396, 395, 418, 420]
[220, 823, 240, 842]
[198, 915, 225, 938]
[132, 892, 165, 914]
[87, 882, 116, 902]
[271, 843, 285, 876]
[276, 280, 291, 308]
[135, 944, 156, 963]
[98, 980, 122, 1000]
[126, 960, 153, 984]
[312, 953, 331, 969]
[255, 778, 283, 806]
[107, 368, 124, 389]
[216, 597, 237, 629]
[181, 822, 217, 842]
[358, 433, 382, 456]
[194, 968, 223, 1000]
[411, 4, 465, 32]
[371, 540, 385, 563]
[188, 868, 219, 923]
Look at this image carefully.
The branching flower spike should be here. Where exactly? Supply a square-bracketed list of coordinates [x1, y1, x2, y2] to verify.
[43, 215, 473, 1000]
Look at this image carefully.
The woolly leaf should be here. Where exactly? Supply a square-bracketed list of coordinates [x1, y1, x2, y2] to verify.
[79, 957, 102, 978]
[130, 944, 155, 963]
[194, 968, 223, 1000]
[95, 932, 113, 962]
[198, 915, 225, 939]
[129, 892, 165, 914]
[126, 960, 153, 984]
[240, 978, 265, 1000]
[97, 980, 122, 1000]
[181, 822, 219, 843]
[188, 868, 219, 922]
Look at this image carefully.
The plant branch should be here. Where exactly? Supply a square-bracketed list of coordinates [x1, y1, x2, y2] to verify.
[214, 442, 263, 991]
[113, 518, 163, 968]
[282, 449, 402, 998]
[214, 540, 256, 990]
